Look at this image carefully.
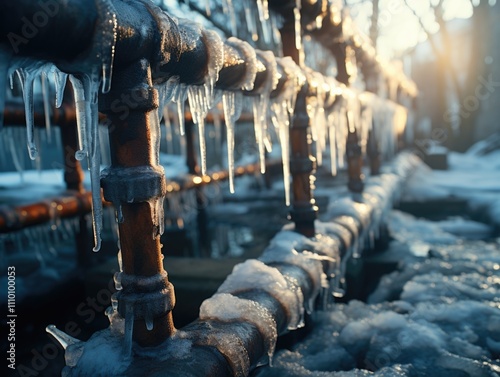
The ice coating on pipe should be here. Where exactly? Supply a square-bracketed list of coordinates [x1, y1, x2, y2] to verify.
[217, 260, 302, 332]
[202, 29, 225, 108]
[260, 247, 324, 314]
[222, 91, 243, 193]
[193, 330, 250, 377]
[227, 38, 258, 91]
[200, 293, 277, 366]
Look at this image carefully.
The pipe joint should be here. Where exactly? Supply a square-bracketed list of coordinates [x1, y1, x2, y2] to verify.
[101, 166, 167, 204]
[116, 271, 176, 321]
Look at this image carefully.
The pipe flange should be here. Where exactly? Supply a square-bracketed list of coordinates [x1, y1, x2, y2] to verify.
[101, 165, 167, 204]
[116, 271, 176, 320]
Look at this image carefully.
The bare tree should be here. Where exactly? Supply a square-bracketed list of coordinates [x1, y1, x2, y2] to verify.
[404, 0, 493, 151]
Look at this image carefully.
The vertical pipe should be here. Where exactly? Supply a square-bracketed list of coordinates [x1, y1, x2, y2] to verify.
[367, 128, 381, 176]
[100, 60, 175, 347]
[281, 14, 317, 237]
[332, 41, 364, 193]
[346, 126, 364, 193]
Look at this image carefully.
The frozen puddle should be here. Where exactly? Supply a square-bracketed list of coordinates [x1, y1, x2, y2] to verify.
[253, 210, 500, 377]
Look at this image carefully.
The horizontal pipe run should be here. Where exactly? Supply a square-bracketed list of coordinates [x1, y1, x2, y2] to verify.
[0, 191, 96, 233]
[166, 152, 422, 377]
[0, 159, 283, 233]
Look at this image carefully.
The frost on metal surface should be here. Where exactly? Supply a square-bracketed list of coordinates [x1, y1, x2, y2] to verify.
[200, 293, 278, 366]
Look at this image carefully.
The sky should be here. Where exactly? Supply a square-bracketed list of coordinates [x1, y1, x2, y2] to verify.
[346, 0, 480, 59]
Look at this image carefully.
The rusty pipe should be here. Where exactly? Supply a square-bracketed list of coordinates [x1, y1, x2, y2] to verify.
[0, 159, 282, 234]
[0, 192, 94, 233]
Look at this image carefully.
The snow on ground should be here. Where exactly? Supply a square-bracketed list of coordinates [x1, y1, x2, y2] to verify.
[255, 209, 500, 377]
[403, 136, 500, 228]
[254, 141, 500, 377]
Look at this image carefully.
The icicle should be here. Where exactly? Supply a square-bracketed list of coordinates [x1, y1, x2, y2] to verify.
[174, 84, 188, 135]
[41, 72, 52, 143]
[95, 0, 118, 93]
[337, 106, 347, 168]
[164, 107, 174, 153]
[252, 51, 278, 174]
[123, 305, 134, 358]
[222, 91, 243, 193]
[52, 68, 68, 108]
[269, 57, 304, 206]
[46, 325, 80, 350]
[69, 72, 104, 252]
[69, 75, 89, 161]
[16, 68, 38, 160]
[204, 0, 211, 16]
[253, 96, 267, 174]
[187, 85, 210, 175]
[157, 75, 180, 119]
[271, 100, 291, 206]
[151, 197, 165, 239]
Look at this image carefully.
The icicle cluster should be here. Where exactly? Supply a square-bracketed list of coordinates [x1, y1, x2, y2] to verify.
[222, 91, 243, 193]
[2, 0, 118, 252]
[252, 51, 279, 174]
[270, 57, 305, 206]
